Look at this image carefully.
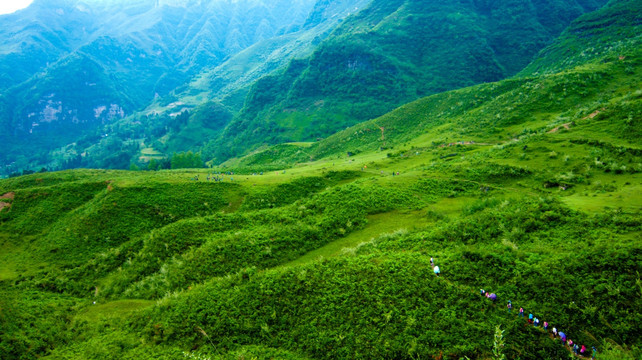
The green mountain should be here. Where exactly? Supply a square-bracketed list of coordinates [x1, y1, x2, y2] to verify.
[0, 0, 613, 176]
[0, 0, 322, 174]
[1, 1, 640, 359]
[521, 0, 642, 75]
[145, 0, 373, 113]
[209, 0, 610, 162]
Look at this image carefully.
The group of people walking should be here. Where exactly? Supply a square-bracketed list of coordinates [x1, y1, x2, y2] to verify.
[481, 290, 598, 359]
[431, 255, 598, 359]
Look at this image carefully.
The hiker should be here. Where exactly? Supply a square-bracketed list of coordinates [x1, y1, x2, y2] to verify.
[552, 327, 557, 337]
[592, 346, 597, 359]
[430, 257, 434, 266]
[507, 300, 512, 312]
[543, 321, 548, 330]
[534, 317, 539, 327]
[519, 307, 524, 317]
[528, 313, 533, 323]
[559, 332, 566, 344]
[581, 345, 586, 356]
[434, 265, 440, 277]
[480, 289, 486, 296]
[489, 293, 497, 302]
[573, 344, 579, 354]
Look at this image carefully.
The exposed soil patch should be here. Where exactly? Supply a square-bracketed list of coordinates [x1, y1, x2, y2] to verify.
[547, 123, 572, 133]
[0, 192, 15, 213]
[583, 108, 605, 120]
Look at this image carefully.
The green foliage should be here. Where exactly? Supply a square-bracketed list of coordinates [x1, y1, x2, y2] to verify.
[171, 152, 204, 169]
[493, 325, 506, 360]
[241, 176, 331, 210]
[0, 181, 107, 235]
[241, 171, 360, 210]
[358, 196, 642, 349]
[521, 0, 642, 75]
[143, 254, 495, 359]
[411, 178, 480, 201]
[0, 290, 77, 360]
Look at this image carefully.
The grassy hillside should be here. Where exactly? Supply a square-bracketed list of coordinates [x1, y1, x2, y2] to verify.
[209, 0, 610, 162]
[521, 0, 642, 75]
[1, 1, 641, 359]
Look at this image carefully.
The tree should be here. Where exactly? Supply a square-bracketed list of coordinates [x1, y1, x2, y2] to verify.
[170, 151, 204, 169]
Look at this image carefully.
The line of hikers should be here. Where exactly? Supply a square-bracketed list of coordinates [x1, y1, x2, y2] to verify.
[479, 289, 598, 359]
[189, 172, 238, 182]
[431, 256, 598, 359]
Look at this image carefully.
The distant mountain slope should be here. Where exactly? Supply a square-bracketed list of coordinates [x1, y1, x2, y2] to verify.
[0, 0, 321, 172]
[520, 0, 642, 75]
[227, 0, 640, 171]
[142, 0, 372, 114]
[210, 0, 609, 162]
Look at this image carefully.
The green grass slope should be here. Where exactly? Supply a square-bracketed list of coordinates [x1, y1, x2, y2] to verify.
[144, 0, 372, 114]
